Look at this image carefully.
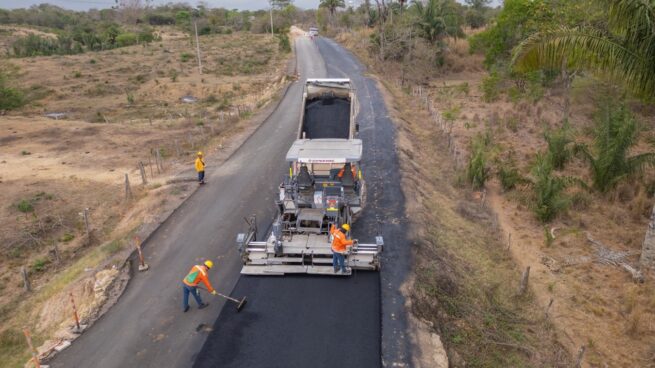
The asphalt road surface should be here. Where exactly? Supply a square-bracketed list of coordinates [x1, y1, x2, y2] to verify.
[52, 35, 412, 368]
[193, 38, 412, 368]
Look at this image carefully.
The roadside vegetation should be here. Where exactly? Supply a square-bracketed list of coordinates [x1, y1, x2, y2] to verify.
[328, 0, 655, 366]
[0, 3, 295, 366]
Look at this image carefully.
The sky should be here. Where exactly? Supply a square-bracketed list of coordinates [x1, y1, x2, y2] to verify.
[0, 0, 501, 11]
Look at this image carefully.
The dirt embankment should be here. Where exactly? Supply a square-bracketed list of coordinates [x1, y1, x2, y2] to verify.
[338, 27, 655, 367]
[0, 29, 292, 367]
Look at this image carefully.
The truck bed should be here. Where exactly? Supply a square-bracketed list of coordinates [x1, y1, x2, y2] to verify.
[301, 96, 351, 139]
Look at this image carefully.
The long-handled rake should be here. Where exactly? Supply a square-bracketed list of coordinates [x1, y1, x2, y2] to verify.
[199, 287, 247, 312]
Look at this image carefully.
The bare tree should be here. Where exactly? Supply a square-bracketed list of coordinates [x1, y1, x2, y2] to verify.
[114, 0, 153, 24]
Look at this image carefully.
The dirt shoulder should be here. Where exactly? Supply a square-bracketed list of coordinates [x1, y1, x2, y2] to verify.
[0, 29, 294, 367]
[337, 29, 572, 367]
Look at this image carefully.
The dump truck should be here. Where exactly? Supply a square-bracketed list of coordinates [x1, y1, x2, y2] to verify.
[236, 79, 381, 276]
[298, 79, 358, 140]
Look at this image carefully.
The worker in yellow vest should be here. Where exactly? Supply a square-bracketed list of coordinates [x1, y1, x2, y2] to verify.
[182, 260, 217, 312]
[195, 151, 206, 185]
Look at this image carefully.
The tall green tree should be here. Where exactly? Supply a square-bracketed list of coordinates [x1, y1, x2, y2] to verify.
[411, 0, 464, 44]
[512, 0, 655, 99]
[320, 0, 346, 17]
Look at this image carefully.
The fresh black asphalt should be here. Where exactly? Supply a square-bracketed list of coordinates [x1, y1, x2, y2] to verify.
[193, 37, 412, 368]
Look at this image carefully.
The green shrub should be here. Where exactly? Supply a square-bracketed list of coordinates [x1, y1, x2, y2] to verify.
[126, 91, 135, 105]
[0, 86, 24, 110]
[276, 32, 291, 53]
[544, 226, 555, 247]
[32, 257, 49, 272]
[531, 153, 569, 223]
[442, 106, 461, 122]
[15, 199, 33, 213]
[60, 233, 75, 242]
[115, 32, 138, 47]
[498, 164, 523, 192]
[544, 122, 572, 170]
[507, 86, 522, 103]
[481, 71, 501, 103]
[467, 135, 491, 189]
[525, 71, 544, 102]
[505, 116, 519, 132]
[180, 52, 192, 62]
[455, 82, 470, 96]
[575, 103, 655, 193]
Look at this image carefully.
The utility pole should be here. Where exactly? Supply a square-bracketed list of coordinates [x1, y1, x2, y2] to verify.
[194, 21, 202, 75]
[269, 0, 274, 36]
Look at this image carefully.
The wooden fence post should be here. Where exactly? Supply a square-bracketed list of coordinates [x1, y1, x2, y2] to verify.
[518, 266, 530, 295]
[83, 207, 90, 244]
[138, 161, 147, 185]
[545, 298, 554, 319]
[156, 149, 163, 171]
[575, 346, 586, 368]
[124, 174, 133, 201]
[53, 243, 61, 263]
[21, 266, 31, 292]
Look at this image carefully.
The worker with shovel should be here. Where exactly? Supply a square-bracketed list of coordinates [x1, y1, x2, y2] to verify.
[331, 223, 354, 274]
[195, 151, 206, 185]
[182, 260, 216, 312]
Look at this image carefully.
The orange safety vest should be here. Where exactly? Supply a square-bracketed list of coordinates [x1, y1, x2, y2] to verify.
[182, 265, 214, 292]
[337, 165, 357, 179]
[330, 225, 353, 253]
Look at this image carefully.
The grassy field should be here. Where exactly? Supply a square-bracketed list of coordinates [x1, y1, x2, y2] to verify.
[0, 26, 290, 366]
[339, 27, 655, 367]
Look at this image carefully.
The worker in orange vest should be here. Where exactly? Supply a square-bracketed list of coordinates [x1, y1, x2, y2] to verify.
[182, 260, 217, 312]
[195, 151, 205, 185]
[337, 162, 358, 180]
[331, 223, 354, 274]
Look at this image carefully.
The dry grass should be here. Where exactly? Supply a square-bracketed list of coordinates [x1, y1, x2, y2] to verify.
[0, 28, 290, 367]
[381, 78, 570, 367]
[340, 29, 570, 365]
[339, 27, 655, 367]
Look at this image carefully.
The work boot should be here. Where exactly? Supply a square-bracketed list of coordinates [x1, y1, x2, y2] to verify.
[184, 306, 190, 313]
[198, 302, 209, 309]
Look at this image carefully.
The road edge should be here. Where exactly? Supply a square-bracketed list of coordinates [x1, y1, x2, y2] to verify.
[40, 45, 299, 364]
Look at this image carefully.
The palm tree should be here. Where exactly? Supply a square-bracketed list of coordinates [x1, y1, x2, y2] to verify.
[412, 0, 464, 45]
[320, 0, 346, 18]
[574, 103, 655, 193]
[512, 0, 655, 99]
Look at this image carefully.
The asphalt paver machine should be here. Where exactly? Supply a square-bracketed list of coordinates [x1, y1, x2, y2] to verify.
[237, 139, 382, 276]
